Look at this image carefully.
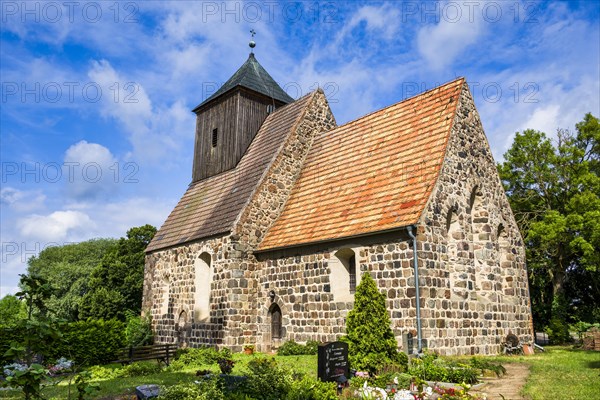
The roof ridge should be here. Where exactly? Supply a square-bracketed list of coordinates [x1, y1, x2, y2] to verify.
[334, 77, 464, 131]
[231, 91, 320, 232]
[413, 80, 465, 225]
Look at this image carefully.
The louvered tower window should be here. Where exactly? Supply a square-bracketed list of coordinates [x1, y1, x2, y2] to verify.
[211, 128, 218, 147]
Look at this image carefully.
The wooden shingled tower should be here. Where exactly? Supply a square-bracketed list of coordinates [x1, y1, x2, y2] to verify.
[190, 48, 294, 181]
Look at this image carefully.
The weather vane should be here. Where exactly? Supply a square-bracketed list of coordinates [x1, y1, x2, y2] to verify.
[249, 29, 256, 53]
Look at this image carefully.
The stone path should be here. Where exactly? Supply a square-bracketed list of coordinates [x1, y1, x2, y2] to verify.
[472, 363, 531, 400]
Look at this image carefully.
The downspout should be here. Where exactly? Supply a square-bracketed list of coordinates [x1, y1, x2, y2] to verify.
[407, 225, 423, 354]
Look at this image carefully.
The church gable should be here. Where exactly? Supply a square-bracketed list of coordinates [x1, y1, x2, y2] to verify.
[147, 93, 319, 253]
[258, 78, 464, 251]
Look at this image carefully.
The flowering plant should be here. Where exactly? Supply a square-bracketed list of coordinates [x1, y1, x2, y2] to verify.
[3, 362, 28, 377]
[47, 357, 74, 376]
[217, 358, 235, 374]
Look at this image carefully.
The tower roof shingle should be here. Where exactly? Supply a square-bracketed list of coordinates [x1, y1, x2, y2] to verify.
[192, 53, 294, 112]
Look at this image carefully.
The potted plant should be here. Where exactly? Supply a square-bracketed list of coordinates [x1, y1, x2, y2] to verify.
[243, 344, 255, 355]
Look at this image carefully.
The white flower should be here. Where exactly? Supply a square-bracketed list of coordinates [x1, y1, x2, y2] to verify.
[3, 363, 27, 377]
[393, 390, 414, 400]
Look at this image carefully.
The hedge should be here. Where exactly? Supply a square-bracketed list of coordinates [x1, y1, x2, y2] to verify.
[1, 319, 126, 367]
[49, 319, 126, 366]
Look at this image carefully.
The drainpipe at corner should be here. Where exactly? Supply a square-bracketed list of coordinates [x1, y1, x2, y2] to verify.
[407, 225, 423, 354]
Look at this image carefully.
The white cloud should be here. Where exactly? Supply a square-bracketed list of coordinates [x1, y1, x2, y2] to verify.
[334, 4, 401, 44]
[0, 187, 46, 212]
[416, 6, 483, 71]
[63, 140, 119, 199]
[87, 60, 195, 164]
[17, 210, 95, 243]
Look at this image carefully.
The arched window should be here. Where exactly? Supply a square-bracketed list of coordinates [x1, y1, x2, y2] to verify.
[270, 304, 282, 339]
[446, 210, 461, 261]
[447, 208, 470, 299]
[497, 225, 515, 297]
[194, 253, 213, 321]
[349, 255, 357, 293]
[470, 188, 486, 292]
[160, 269, 170, 316]
[329, 248, 358, 301]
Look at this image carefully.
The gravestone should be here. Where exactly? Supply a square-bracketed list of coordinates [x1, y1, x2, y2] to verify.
[136, 384, 160, 399]
[317, 341, 348, 382]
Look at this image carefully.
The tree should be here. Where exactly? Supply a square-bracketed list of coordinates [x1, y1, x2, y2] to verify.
[3, 274, 62, 399]
[26, 238, 117, 321]
[0, 295, 27, 326]
[498, 113, 600, 332]
[80, 225, 156, 320]
[342, 272, 401, 373]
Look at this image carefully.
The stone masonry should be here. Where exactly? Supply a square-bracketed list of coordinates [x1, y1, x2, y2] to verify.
[143, 80, 533, 355]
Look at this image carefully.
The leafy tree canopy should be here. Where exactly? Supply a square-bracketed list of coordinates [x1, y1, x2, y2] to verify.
[80, 224, 157, 321]
[498, 113, 600, 328]
[0, 294, 27, 326]
[26, 238, 117, 321]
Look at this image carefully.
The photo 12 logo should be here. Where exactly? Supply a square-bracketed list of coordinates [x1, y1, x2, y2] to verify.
[2, 241, 76, 263]
[1, 1, 139, 24]
[1, 81, 140, 104]
[1, 162, 139, 184]
[401, 81, 539, 104]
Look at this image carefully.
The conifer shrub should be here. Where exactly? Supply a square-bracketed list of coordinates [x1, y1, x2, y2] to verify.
[277, 339, 319, 355]
[341, 272, 401, 373]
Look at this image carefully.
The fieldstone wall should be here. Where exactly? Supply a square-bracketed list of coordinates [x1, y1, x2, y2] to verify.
[254, 236, 416, 353]
[143, 89, 336, 351]
[414, 82, 533, 355]
[142, 235, 243, 348]
[143, 83, 532, 356]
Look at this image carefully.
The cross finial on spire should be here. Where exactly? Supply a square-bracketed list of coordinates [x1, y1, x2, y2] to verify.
[249, 29, 256, 54]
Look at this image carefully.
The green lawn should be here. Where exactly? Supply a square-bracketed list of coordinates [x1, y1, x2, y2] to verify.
[459, 346, 600, 400]
[0, 354, 317, 399]
[1, 347, 598, 399]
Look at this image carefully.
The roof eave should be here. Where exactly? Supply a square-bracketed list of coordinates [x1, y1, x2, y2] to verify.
[255, 224, 416, 254]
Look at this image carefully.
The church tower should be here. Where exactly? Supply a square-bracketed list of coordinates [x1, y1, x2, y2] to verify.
[191, 40, 294, 181]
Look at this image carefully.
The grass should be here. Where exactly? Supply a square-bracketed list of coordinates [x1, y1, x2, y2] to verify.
[1, 347, 598, 399]
[0, 353, 318, 399]
[499, 346, 600, 400]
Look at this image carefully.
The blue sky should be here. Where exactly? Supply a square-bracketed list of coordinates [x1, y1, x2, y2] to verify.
[1, 1, 599, 295]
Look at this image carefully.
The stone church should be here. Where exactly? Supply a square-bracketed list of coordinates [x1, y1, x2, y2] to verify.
[142, 50, 533, 356]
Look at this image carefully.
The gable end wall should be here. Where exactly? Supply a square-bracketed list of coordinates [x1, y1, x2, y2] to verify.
[415, 83, 533, 355]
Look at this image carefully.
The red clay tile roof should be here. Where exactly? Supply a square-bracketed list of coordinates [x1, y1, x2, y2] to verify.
[258, 78, 465, 251]
[146, 93, 316, 253]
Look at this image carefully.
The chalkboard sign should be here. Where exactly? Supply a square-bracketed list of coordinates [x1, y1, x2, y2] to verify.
[317, 341, 349, 382]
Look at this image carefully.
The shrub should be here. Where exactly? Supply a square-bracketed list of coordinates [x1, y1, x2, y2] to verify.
[47, 319, 126, 366]
[469, 357, 506, 377]
[120, 361, 162, 377]
[546, 317, 571, 344]
[169, 347, 221, 371]
[0, 326, 25, 364]
[243, 358, 291, 400]
[277, 340, 319, 356]
[286, 374, 337, 400]
[408, 352, 479, 385]
[87, 365, 120, 380]
[124, 311, 153, 347]
[341, 273, 401, 374]
[158, 382, 202, 400]
[370, 372, 412, 390]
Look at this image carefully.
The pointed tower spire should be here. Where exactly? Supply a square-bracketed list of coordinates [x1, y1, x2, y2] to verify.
[190, 35, 294, 182]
